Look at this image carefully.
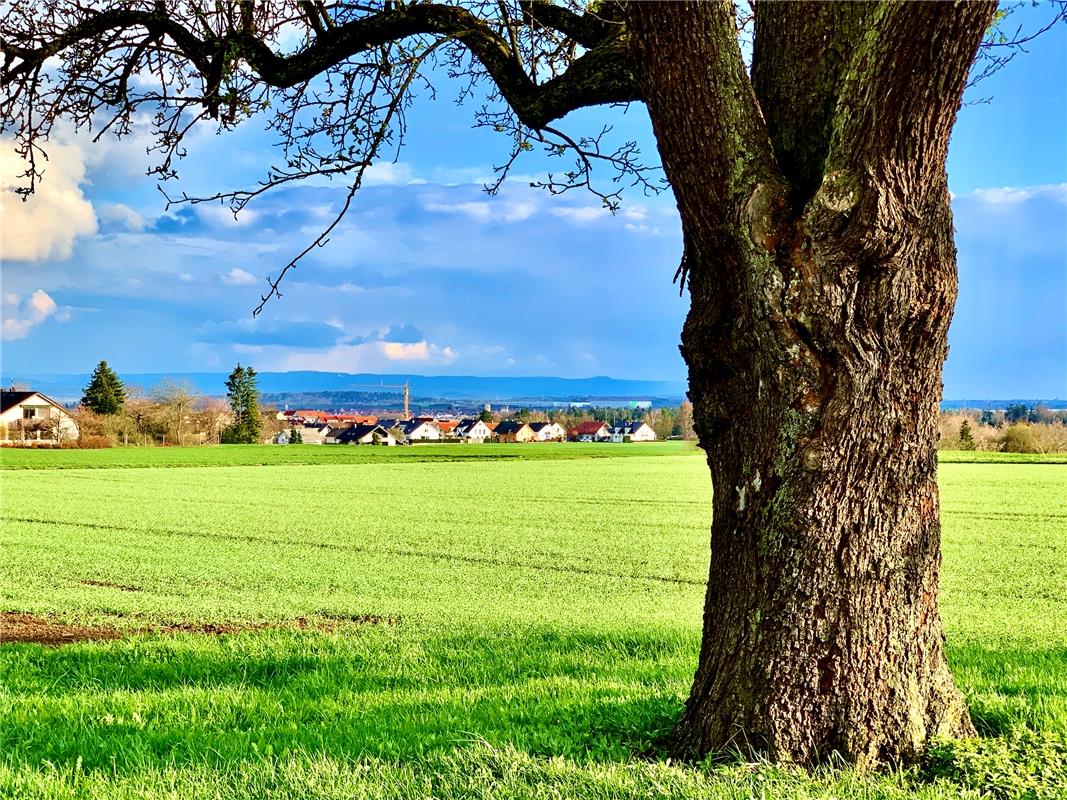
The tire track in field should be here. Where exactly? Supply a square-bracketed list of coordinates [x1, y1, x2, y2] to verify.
[4, 515, 708, 588]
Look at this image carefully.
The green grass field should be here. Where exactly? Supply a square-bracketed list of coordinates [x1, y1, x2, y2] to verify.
[1, 443, 1064, 799]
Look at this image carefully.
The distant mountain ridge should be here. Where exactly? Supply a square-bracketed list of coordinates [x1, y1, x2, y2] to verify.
[5, 371, 1062, 409]
[3, 371, 689, 404]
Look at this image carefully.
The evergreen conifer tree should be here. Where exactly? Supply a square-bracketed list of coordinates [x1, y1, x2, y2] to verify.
[958, 419, 976, 451]
[222, 364, 262, 444]
[289, 426, 302, 444]
[81, 360, 125, 415]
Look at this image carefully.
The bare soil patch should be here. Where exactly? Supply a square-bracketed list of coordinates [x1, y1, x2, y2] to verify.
[80, 579, 142, 592]
[0, 612, 122, 646]
[1, 612, 397, 647]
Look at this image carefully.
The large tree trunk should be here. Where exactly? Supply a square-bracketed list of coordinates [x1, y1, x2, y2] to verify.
[627, 2, 997, 768]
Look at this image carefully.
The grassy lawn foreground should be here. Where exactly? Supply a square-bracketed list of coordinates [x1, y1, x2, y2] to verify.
[1, 443, 1064, 798]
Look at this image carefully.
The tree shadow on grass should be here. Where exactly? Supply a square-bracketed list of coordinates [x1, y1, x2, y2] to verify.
[0, 626, 688, 774]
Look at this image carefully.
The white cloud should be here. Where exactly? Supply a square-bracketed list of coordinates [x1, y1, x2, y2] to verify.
[422, 198, 537, 223]
[363, 161, 421, 187]
[0, 140, 97, 261]
[380, 340, 430, 360]
[220, 267, 258, 286]
[963, 183, 1067, 205]
[274, 338, 457, 371]
[179, 273, 195, 282]
[2, 289, 58, 340]
[97, 202, 145, 231]
[550, 205, 610, 225]
[424, 200, 491, 221]
[199, 204, 260, 228]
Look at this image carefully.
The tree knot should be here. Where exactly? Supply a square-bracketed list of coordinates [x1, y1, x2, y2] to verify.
[745, 180, 790, 251]
[814, 171, 861, 214]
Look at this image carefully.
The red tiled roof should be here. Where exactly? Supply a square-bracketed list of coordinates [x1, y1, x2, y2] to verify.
[573, 420, 608, 435]
[330, 414, 378, 424]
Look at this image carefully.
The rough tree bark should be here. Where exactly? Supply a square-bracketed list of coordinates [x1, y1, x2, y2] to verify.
[1, 0, 1003, 770]
[628, 1, 997, 768]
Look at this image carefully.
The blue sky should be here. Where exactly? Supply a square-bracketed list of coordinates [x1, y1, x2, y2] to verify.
[1, 6, 1064, 399]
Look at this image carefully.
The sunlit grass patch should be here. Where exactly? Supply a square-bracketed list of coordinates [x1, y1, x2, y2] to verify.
[1, 446, 1063, 798]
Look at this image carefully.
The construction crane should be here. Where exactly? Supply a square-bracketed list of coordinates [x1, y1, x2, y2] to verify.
[350, 381, 411, 418]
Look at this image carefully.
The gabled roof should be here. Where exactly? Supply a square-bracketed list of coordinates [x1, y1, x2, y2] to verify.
[572, 420, 609, 436]
[0, 391, 36, 412]
[527, 422, 549, 432]
[336, 423, 390, 442]
[611, 421, 649, 435]
[437, 420, 459, 433]
[401, 419, 439, 433]
[329, 413, 378, 424]
[454, 419, 486, 435]
[494, 420, 529, 435]
[1, 390, 68, 414]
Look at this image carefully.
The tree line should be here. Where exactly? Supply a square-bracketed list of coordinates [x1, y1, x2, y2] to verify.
[77, 361, 269, 446]
[939, 408, 1067, 454]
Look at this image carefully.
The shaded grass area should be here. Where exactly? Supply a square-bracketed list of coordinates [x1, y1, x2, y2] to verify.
[0, 627, 686, 769]
[1, 447, 1064, 798]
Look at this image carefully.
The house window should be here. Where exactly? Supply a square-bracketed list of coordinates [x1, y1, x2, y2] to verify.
[22, 408, 36, 419]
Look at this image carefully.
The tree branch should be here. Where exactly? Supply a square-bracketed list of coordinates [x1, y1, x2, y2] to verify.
[810, 1, 998, 259]
[2, 3, 639, 130]
[627, 1, 781, 246]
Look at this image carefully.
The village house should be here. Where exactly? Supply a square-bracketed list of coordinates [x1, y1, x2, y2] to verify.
[528, 421, 567, 441]
[295, 423, 327, 444]
[335, 423, 397, 446]
[0, 390, 79, 443]
[399, 419, 442, 441]
[609, 421, 657, 443]
[569, 420, 611, 442]
[321, 423, 348, 444]
[436, 419, 460, 437]
[454, 419, 492, 443]
[493, 420, 537, 443]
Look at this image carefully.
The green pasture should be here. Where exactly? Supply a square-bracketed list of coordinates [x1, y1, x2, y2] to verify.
[1, 443, 1064, 798]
